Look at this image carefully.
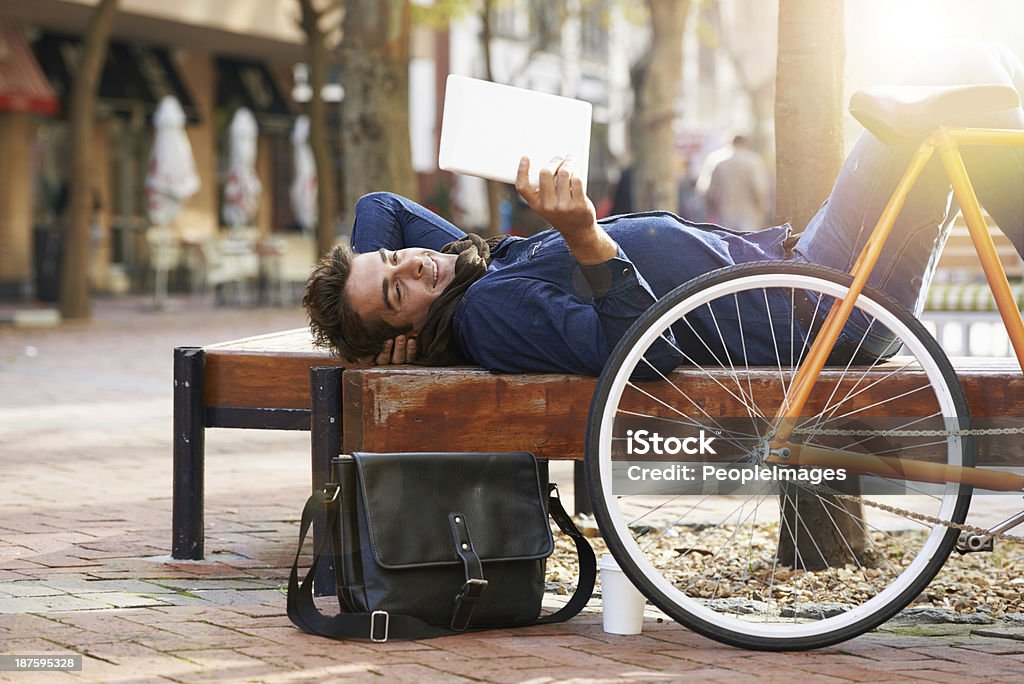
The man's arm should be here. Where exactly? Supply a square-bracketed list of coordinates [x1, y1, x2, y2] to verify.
[515, 157, 617, 265]
[351, 192, 466, 254]
[497, 156, 680, 376]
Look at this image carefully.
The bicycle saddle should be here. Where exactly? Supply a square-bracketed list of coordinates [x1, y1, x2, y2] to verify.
[849, 83, 1021, 145]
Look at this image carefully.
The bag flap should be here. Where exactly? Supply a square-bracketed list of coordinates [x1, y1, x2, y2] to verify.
[353, 452, 554, 569]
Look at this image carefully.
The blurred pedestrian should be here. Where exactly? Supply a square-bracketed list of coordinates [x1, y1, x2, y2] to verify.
[697, 135, 770, 231]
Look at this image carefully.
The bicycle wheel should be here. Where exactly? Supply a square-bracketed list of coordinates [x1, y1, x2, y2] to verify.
[586, 262, 973, 650]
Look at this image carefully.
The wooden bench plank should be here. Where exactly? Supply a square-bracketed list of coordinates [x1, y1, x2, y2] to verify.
[342, 368, 595, 458]
[202, 329, 335, 410]
[342, 360, 1023, 465]
[204, 350, 334, 409]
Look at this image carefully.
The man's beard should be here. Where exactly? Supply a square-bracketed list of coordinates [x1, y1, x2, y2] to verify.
[414, 233, 497, 365]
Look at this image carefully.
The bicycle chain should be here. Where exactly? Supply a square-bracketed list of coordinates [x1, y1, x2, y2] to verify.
[793, 425, 1024, 540]
[828, 490, 1024, 544]
[795, 426, 1024, 438]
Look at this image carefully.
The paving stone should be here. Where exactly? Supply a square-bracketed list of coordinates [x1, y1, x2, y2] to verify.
[952, 638, 1024, 654]
[164, 654, 291, 683]
[0, 672, 82, 684]
[0, 581, 65, 598]
[0, 569, 35, 581]
[151, 577, 279, 592]
[365, 662, 479, 683]
[23, 554, 104, 569]
[0, 594, 113, 613]
[895, 670, 989, 684]
[220, 603, 286, 619]
[764, 674, 852, 684]
[835, 642, 933, 661]
[597, 649, 707, 670]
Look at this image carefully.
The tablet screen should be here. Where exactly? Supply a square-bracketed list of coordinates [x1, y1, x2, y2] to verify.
[439, 75, 593, 191]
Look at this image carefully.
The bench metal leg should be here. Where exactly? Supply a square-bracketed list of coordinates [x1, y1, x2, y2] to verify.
[311, 366, 344, 595]
[172, 347, 206, 560]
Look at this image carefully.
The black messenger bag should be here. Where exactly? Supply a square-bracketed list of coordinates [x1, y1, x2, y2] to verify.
[287, 452, 596, 641]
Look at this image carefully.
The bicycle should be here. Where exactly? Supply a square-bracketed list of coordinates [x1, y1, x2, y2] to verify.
[585, 82, 1024, 650]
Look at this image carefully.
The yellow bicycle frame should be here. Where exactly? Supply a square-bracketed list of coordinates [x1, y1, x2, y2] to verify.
[768, 127, 1024, 491]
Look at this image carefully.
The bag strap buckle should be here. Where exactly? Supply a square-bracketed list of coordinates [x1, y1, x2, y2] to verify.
[460, 578, 489, 600]
[320, 483, 340, 504]
[369, 610, 390, 642]
[451, 579, 488, 631]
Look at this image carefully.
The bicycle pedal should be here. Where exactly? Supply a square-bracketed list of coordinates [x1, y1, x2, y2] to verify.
[955, 532, 994, 554]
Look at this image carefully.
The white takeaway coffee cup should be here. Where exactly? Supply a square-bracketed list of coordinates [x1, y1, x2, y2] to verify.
[599, 554, 645, 635]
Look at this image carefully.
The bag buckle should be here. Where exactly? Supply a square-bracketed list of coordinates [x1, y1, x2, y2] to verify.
[320, 484, 340, 504]
[369, 610, 389, 642]
[450, 579, 488, 631]
[460, 578, 488, 600]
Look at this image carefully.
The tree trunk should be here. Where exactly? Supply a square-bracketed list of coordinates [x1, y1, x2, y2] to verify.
[340, 0, 416, 216]
[60, 0, 119, 320]
[299, 0, 341, 258]
[773, 0, 870, 570]
[773, 0, 844, 231]
[631, 0, 689, 212]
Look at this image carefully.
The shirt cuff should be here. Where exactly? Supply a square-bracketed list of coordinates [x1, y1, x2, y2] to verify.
[576, 246, 642, 298]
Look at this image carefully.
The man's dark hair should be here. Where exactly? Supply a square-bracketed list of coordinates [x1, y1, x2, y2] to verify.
[303, 244, 409, 361]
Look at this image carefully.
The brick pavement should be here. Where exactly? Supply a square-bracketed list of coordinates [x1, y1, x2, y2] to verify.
[1, 295, 1023, 683]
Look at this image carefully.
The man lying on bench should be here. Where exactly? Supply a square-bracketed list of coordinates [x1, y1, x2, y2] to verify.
[303, 41, 1024, 376]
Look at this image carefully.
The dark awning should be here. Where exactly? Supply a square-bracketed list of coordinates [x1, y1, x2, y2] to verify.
[0, 22, 57, 116]
[31, 32, 199, 124]
[215, 56, 293, 134]
[116, 43, 198, 121]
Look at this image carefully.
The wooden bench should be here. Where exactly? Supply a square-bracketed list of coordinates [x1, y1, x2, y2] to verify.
[173, 329, 1024, 560]
[172, 329, 334, 559]
[330, 362, 1024, 465]
[171, 331, 593, 559]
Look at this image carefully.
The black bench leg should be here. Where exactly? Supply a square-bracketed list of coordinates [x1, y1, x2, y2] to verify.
[173, 347, 206, 560]
[574, 461, 593, 516]
[311, 366, 344, 595]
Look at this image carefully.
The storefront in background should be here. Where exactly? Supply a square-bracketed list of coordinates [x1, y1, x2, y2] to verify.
[0, 7, 301, 300]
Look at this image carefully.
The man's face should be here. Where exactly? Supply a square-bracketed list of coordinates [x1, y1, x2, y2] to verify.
[345, 247, 460, 334]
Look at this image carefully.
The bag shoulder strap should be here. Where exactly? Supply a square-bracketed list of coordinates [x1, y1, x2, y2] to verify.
[287, 483, 596, 641]
[535, 485, 596, 626]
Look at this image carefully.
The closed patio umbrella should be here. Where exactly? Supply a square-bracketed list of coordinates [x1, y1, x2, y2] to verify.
[290, 115, 317, 233]
[144, 96, 199, 308]
[145, 95, 199, 227]
[222, 107, 262, 227]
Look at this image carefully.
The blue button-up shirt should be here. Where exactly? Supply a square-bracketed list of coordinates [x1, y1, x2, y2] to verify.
[456, 212, 791, 374]
[351, 193, 791, 376]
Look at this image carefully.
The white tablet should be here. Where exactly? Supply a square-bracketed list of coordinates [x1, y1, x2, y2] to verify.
[438, 75, 592, 191]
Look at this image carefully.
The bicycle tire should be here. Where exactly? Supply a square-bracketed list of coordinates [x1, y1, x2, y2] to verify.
[586, 261, 973, 650]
